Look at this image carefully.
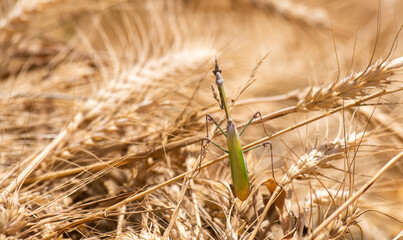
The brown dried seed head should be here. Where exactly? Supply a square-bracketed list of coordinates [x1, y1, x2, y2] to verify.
[296, 58, 401, 112]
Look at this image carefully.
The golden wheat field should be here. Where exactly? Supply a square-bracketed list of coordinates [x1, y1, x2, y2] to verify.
[1, 0, 403, 239]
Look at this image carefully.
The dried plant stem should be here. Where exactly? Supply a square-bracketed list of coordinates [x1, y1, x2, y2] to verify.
[247, 131, 366, 239]
[230, 52, 269, 109]
[234, 91, 299, 106]
[0, 112, 84, 199]
[190, 181, 203, 239]
[24, 104, 292, 184]
[162, 178, 188, 239]
[22, 83, 402, 190]
[163, 152, 206, 238]
[358, 107, 403, 141]
[24, 87, 403, 187]
[49, 87, 403, 238]
[242, 87, 403, 152]
[162, 158, 203, 239]
[209, 56, 403, 131]
[22, 135, 202, 184]
[248, 87, 403, 238]
[393, 230, 403, 240]
[47, 154, 228, 239]
[103, 156, 228, 213]
[116, 205, 126, 236]
[307, 151, 403, 239]
[247, 186, 284, 240]
[203, 91, 298, 116]
[237, 106, 297, 129]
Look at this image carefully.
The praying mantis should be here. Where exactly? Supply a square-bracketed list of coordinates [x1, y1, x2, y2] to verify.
[201, 58, 271, 201]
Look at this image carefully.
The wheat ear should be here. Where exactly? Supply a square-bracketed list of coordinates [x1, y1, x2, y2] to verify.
[296, 57, 403, 111]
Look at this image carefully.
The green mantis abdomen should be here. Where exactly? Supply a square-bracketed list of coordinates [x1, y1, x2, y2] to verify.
[226, 121, 250, 201]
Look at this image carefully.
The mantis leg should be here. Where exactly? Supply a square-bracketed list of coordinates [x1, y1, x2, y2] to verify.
[193, 137, 229, 179]
[193, 114, 229, 179]
[202, 137, 228, 153]
[206, 114, 227, 137]
[252, 113, 277, 184]
[243, 141, 271, 153]
[262, 141, 282, 189]
[239, 112, 260, 136]
[241, 112, 279, 185]
[243, 141, 278, 185]
[203, 113, 229, 155]
[239, 111, 272, 137]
